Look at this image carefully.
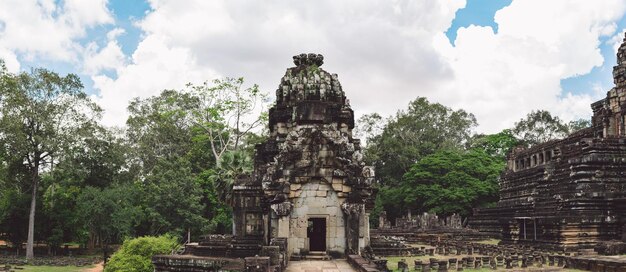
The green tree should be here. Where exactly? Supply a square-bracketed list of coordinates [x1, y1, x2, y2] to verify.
[77, 185, 141, 263]
[127, 90, 199, 176]
[401, 149, 502, 217]
[354, 113, 385, 144]
[0, 65, 101, 259]
[39, 125, 133, 253]
[195, 171, 232, 234]
[365, 97, 477, 185]
[209, 150, 253, 203]
[512, 110, 569, 146]
[126, 80, 267, 237]
[138, 158, 207, 237]
[0, 188, 30, 253]
[104, 235, 178, 272]
[468, 129, 519, 159]
[187, 77, 269, 161]
[567, 118, 591, 133]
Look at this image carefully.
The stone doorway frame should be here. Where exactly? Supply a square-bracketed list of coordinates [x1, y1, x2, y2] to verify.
[307, 215, 329, 252]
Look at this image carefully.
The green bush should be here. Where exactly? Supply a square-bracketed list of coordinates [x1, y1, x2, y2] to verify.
[104, 235, 179, 272]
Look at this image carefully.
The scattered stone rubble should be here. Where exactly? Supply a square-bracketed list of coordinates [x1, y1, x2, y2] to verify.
[376, 236, 626, 271]
[379, 212, 463, 231]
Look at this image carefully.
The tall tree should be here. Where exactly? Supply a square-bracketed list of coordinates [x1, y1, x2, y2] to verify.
[354, 113, 385, 144]
[0, 65, 101, 259]
[365, 97, 477, 184]
[567, 118, 591, 133]
[187, 77, 268, 161]
[127, 89, 198, 176]
[401, 148, 502, 217]
[512, 110, 569, 146]
[468, 129, 519, 160]
[77, 185, 141, 263]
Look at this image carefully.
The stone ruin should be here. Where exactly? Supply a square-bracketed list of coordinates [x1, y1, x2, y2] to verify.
[383, 213, 463, 231]
[153, 53, 377, 271]
[469, 33, 626, 252]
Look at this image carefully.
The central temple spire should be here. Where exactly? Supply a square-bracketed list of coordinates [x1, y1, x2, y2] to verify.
[293, 53, 324, 67]
[270, 53, 354, 133]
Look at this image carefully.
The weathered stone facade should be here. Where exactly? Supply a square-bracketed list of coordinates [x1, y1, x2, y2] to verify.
[469, 34, 626, 251]
[256, 53, 376, 257]
[154, 54, 376, 271]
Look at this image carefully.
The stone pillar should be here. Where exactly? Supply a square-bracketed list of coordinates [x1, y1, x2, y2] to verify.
[358, 212, 368, 251]
[277, 216, 290, 238]
[342, 203, 363, 255]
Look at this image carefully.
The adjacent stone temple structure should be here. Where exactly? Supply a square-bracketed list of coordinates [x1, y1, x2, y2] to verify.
[469, 34, 626, 252]
[153, 54, 376, 271]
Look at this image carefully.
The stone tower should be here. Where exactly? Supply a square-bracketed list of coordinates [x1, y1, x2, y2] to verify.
[254, 53, 376, 257]
[592, 33, 626, 137]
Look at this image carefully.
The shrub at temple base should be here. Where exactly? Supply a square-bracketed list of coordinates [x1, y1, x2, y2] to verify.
[105, 235, 179, 272]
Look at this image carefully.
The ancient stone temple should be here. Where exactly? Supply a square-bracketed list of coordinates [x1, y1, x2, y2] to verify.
[153, 54, 376, 271]
[257, 53, 376, 257]
[469, 34, 626, 252]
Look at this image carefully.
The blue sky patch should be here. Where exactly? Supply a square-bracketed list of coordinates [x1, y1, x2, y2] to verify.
[446, 0, 513, 45]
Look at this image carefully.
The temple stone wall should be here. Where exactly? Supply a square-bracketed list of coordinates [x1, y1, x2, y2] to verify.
[257, 53, 376, 258]
[469, 34, 626, 251]
[287, 180, 346, 255]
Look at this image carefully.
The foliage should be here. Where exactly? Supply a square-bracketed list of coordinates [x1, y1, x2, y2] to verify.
[196, 170, 233, 234]
[138, 158, 207, 237]
[400, 148, 502, 217]
[0, 62, 266, 255]
[354, 113, 385, 143]
[126, 89, 199, 175]
[0, 188, 30, 247]
[186, 77, 269, 161]
[0, 65, 101, 258]
[512, 110, 569, 146]
[211, 150, 253, 203]
[468, 129, 519, 160]
[365, 97, 477, 185]
[104, 235, 179, 272]
[77, 185, 141, 247]
[567, 118, 591, 132]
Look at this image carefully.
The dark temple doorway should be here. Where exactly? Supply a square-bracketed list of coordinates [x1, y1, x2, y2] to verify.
[307, 218, 326, 251]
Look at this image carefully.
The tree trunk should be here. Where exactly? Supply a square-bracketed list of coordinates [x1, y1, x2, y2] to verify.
[26, 164, 39, 260]
[103, 243, 109, 265]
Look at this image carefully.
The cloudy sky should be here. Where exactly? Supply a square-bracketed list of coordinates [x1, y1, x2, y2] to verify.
[1, 0, 626, 133]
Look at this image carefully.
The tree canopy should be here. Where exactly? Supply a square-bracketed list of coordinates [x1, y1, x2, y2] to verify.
[0, 64, 266, 258]
[0, 65, 101, 259]
[365, 97, 477, 185]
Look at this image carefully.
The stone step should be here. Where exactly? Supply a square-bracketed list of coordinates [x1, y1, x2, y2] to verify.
[305, 252, 331, 260]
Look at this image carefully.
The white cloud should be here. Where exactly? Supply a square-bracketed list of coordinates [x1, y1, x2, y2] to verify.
[432, 0, 626, 133]
[0, 47, 20, 72]
[93, 0, 466, 126]
[0, 0, 113, 63]
[3, 0, 625, 134]
[91, 34, 219, 125]
[610, 28, 626, 55]
[83, 28, 126, 75]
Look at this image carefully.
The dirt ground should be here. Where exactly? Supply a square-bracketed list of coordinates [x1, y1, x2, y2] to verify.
[83, 262, 103, 272]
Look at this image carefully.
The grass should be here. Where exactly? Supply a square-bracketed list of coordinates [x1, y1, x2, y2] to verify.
[475, 239, 501, 245]
[19, 265, 95, 272]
